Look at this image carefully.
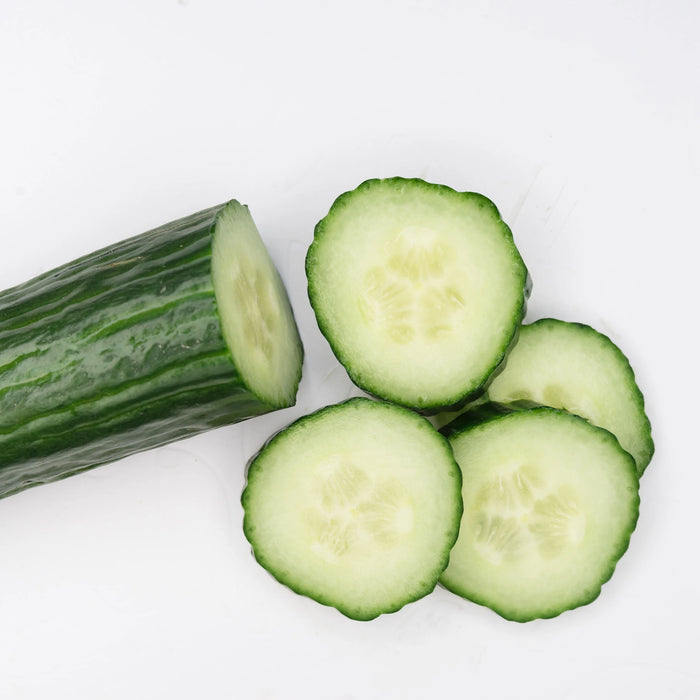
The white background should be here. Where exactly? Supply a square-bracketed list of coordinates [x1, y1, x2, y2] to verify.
[0, 1, 698, 698]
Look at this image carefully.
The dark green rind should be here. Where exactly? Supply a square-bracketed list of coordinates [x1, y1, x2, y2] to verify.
[0, 202, 303, 499]
[439, 401, 517, 438]
[242, 397, 463, 621]
[487, 318, 654, 475]
[306, 177, 530, 413]
[439, 404, 640, 623]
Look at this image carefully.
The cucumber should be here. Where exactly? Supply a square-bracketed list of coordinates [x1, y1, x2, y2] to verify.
[242, 397, 463, 620]
[485, 318, 654, 474]
[306, 177, 530, 411]
[440, 405, 640, 622]
[0, 200, 303, 499]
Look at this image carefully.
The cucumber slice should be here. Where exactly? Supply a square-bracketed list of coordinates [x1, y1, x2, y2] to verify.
[242, 397, 463, 620]
[486, 318, 653, 474]
[0, 200, 303, 499]
[306, 178, 530, 411]
[440, 406, 640, 622]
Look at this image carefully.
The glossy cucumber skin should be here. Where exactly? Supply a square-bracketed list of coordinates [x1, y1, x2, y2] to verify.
[0, 203, 289, 499]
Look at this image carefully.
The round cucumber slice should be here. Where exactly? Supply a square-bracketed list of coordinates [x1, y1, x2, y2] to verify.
[486, 318, 654, 474]
[306, 178, 530, 411]
[440, 406, 640, 622]
[242, 397, 463, 620]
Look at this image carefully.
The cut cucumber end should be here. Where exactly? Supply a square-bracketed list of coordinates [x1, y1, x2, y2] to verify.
[440, 406, 640, 622]
[212, 201, 303, 409]
[306, 178, 529, 411]
[242, 397, 463, 620]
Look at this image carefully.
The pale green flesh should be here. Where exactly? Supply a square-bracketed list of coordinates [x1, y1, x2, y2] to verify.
[212, 202, 302, 408]
[308, 180, 528, 409]
[441, 409, 639, 621]
[243, 398, 462, 620]
[359, 226, 470, 347]
[304, 456, 415, 563]
[486, 319, 653, 474]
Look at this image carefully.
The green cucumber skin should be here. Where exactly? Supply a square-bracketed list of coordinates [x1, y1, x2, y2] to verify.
[439, 401, 517, 438]
[307, 177, 531, 413]
[0, 203, 299, 499]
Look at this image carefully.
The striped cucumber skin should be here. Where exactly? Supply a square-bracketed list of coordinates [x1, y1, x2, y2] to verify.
[0, 202, 300, 499]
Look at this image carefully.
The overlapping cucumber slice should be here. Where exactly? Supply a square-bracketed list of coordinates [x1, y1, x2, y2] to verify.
[306, 177, 530, 411]
[440, 405, 640, 622]
[486, 318, 654, 474]
[242, 397, 463, 620]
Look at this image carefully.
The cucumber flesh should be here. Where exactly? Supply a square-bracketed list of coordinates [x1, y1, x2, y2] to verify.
[242, 397, 463, 620]
[486, 318, 653, 474]
[440, 406, 639, 622]
[212, 202, 302, 408]
[0, 200, 303, 499]
[306, 178, 529, 411]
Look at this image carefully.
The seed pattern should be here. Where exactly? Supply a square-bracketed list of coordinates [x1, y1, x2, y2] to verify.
[233, 259, 279, 360]
[471, 466, 585, 564]
[529, 487, 586, 558]
[359, 229, 465, 345]
[307, 459, 414, 562]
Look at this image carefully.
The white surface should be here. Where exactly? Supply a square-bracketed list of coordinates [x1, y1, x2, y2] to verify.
[0, 1, 697, 698]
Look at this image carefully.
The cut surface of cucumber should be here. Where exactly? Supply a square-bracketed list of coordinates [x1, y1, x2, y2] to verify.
[0, 200, 303, 499]
[486, 318, 653, 474]
[306, 178, 530, 411]
[242, 397, 463, 620]
[212, 202, 302, 408]
[440, 406, 639, 622]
